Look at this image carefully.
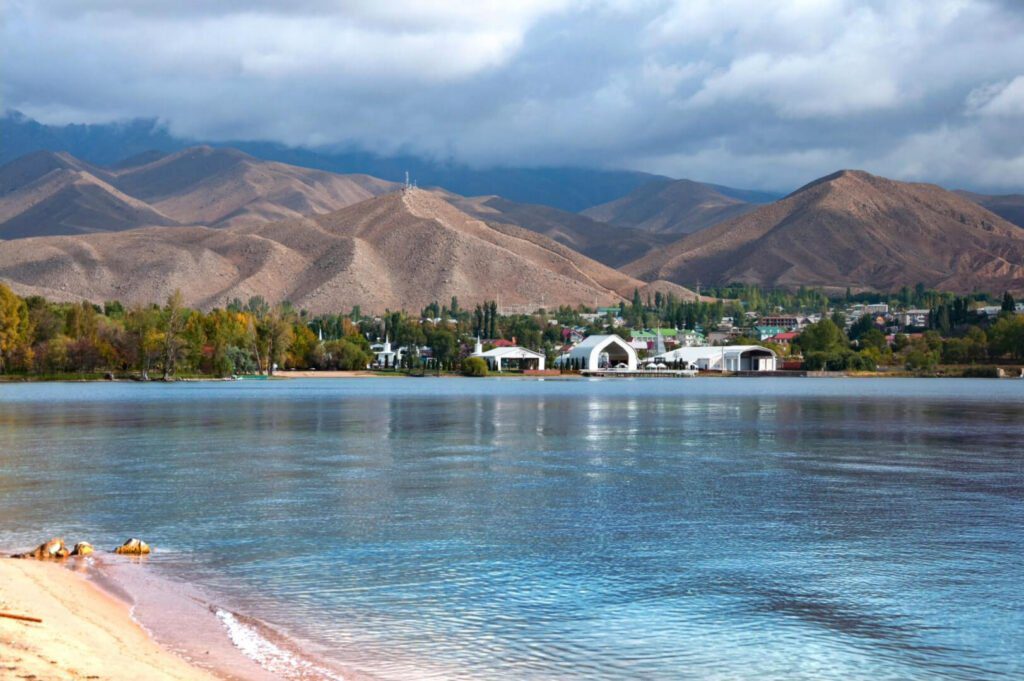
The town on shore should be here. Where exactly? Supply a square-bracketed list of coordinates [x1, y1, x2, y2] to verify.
[1, 282, 1023, 381]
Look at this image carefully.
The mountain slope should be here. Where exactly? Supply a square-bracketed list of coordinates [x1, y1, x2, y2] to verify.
[0, 189, 681, 312]
[956, 190, 1024, 230]
[0, 147, 400, 238]
[443, 194, 671, 267]
[1, 110, 663, 211]
[0, 152, 178, 238]
[109, 146, 398, 228]
[624, 170, 1024, 293]
[582, 178, 763, 235]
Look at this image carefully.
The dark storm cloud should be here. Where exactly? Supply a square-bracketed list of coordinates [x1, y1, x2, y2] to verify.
[3, 0, 1024, 191]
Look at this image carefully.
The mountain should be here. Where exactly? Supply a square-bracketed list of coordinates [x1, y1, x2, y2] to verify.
[581, 178, 769, 235]
[0, 151, 178, 238]
[107, 146, 397, 228]
[624, 170, 1024, 294]
[956, 190, 1024, 229]
[1, 111, 662, 211]
[442, 193, 671, 267]
[0, 189, 696, 312]
[0, 147, 399, 237]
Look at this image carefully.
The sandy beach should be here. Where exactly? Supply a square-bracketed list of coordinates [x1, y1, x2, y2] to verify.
[0, 558, 219, 681]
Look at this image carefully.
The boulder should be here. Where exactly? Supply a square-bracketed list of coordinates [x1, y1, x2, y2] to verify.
[14, 537, 70, 559]
[71, 542, 95, 557]
[113, 538, 151, 555]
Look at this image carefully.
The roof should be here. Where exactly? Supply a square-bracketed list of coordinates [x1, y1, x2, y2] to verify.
[572, 334, 626, 351]
[770, 332, 800, 341]
[475, 346, 545, 360]
[654, 345, 777, 362]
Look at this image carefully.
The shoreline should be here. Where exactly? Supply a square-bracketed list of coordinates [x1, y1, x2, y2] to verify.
[0, 558, 222, 681]
[0, 554, 355, 681]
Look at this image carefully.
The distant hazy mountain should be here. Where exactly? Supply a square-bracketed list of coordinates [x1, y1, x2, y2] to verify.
[955, 190, 1024, 230]
[443, 193, 673, 268]
[0, 147, 398, 238]
[624, 170, 1024, 294]
[1, 111, 662, 212]
[582, 178, 775, 235]
[0, 188, 696, 312]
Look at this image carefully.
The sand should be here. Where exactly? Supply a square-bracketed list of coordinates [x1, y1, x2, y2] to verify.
[0, 558, 220, 681]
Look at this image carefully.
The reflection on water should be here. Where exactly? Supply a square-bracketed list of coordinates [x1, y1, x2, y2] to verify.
[1, 378, 1022, 680]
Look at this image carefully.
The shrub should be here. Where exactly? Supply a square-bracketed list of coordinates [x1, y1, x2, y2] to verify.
[462, 357, 488, 377]
[961, 366, 1000, 378]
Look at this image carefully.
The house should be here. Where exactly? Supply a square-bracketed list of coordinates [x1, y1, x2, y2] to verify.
[471, 338, 545, 372]
[654, 345, 778, 372]
[677, 330, 706, 347]
[755, 325, 787, 340]
[768, 332, 799, 345]
[759, 316, 800, 328]
[899, 309, 930, 328]
[557, 334, 638, 371]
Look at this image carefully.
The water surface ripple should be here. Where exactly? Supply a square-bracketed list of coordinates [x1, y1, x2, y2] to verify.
[1, 378, 1022, 679]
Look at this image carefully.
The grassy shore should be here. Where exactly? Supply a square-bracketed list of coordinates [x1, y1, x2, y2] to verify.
[0, 559, 219, 681]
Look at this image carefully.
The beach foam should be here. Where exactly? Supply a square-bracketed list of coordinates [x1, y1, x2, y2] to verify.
[217, 609, 348, 681]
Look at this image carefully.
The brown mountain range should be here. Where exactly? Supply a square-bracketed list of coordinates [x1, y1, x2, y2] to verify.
[0, 188, 697, 312]
[956, 191, 1024, 230]
[624, 170, 1024, 294]
[582, 178, 759, 235]
[0, 147, 398, 238]
[443, 193, 672, 267]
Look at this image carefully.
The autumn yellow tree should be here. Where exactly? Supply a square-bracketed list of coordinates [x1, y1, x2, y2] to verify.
[0, 283, 32, 373]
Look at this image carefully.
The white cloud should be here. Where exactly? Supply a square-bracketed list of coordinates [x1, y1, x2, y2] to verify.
[3, 0, 1024, 191]
[969, 76, 1024, 117]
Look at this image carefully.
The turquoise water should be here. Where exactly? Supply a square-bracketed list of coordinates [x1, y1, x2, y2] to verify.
[1, 378, 1022, 679]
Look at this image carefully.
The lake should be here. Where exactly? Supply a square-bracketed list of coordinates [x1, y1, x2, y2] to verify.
[1, 377, 1022, 679]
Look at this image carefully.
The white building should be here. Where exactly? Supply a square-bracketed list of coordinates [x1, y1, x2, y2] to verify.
[372, 338, 404, 367]
[654, 345, 777, 372]
[471, 338, 546, 372]
[557, 334, 638, 371]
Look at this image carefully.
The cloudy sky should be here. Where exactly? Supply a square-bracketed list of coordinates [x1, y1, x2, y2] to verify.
[3, 0, 1024, 191]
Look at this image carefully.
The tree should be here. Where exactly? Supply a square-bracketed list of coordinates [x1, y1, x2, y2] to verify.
[257, 308, 294, 376]
[160, 291, 190, 380]
[125, 306, 162, 380]
[797, 319, 845, 353]
[848, 314, 875, 341]
[988, 315, 1024, 360]
[1002, 291, 1016, 313]
[462, 356, 488, 377]
[0, 283, 31, 373]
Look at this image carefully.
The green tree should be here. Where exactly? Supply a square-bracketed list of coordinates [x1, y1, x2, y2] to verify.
[797, 319, 845, 353]
[160, 291, 190, 380]
[462, 356, 488, 377]
[125, 305, 162, 380]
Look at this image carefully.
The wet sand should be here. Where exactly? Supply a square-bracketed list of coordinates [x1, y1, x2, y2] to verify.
[0, 558, 220, 681]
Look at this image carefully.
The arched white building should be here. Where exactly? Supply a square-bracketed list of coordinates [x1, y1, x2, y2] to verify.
[558, 334, 638, 371]
[654, 345, 777, 372]
[471, 338, 546, 372]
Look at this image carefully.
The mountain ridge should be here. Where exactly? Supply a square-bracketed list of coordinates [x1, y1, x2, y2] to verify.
[624, 169, 1024, 294]
[581, 178, 766, 235]
[0, 188, 698, 312]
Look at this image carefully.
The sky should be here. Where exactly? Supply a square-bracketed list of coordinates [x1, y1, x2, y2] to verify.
[3, 0, 1024, 192]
